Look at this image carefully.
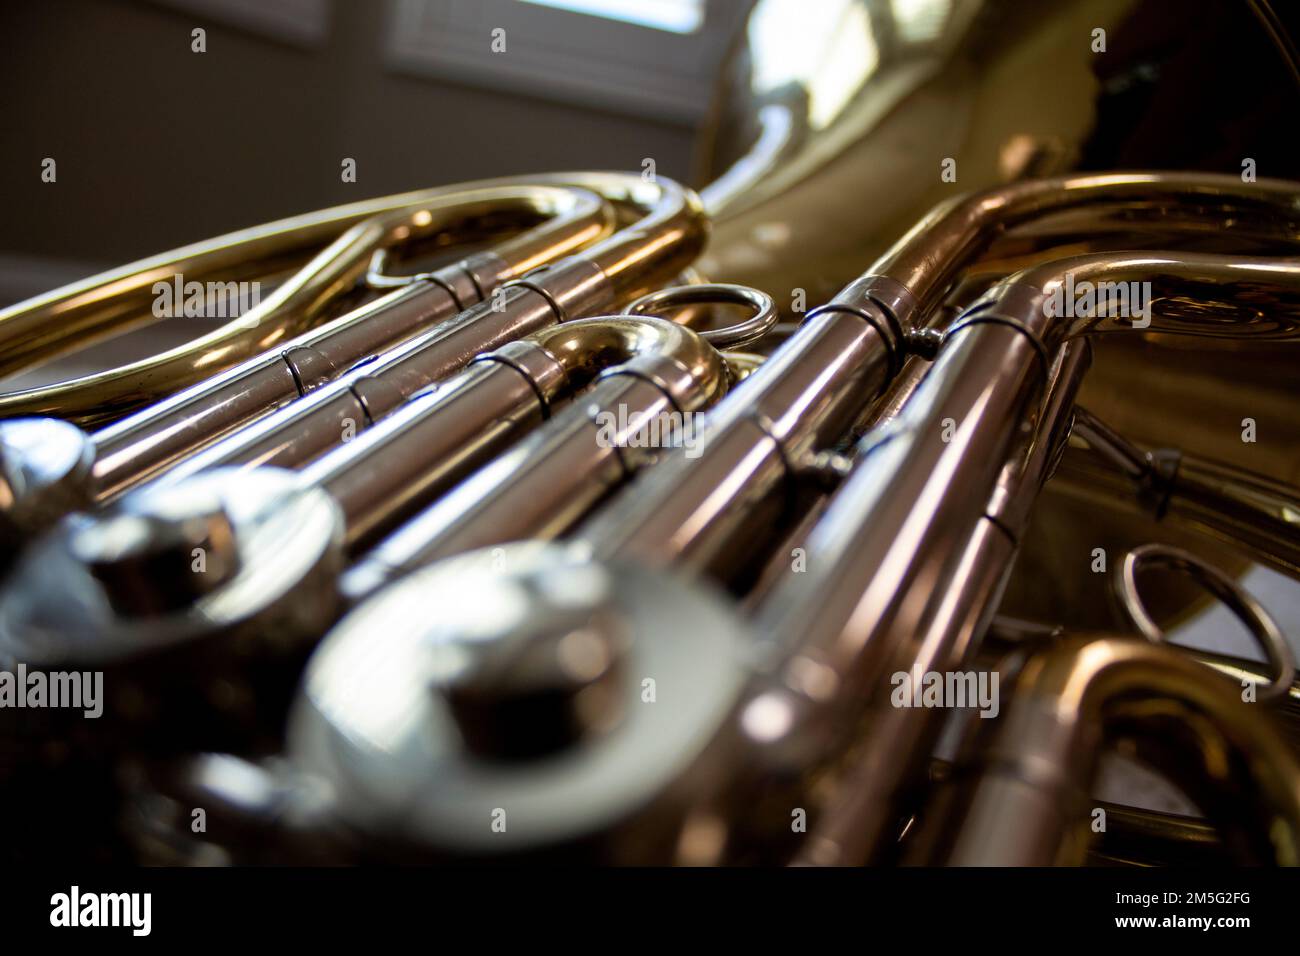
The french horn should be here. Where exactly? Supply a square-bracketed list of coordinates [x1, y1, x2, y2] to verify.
[2, 0, 1299, 868]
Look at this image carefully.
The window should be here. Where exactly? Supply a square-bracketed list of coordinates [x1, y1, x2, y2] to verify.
[518, 0, 706, 35]
[385, 0, 750, 124]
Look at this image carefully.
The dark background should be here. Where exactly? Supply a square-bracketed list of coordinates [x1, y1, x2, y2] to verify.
[0, 0, 701, 303]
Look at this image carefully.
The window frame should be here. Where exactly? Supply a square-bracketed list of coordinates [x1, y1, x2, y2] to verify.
[384, 0, 750, 124]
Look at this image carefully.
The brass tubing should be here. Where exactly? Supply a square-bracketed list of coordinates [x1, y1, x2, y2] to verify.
[304, 359, 554, 553]
[340, 318, 727, 601]
[89, 284, 459, 499]
[742, 252, 1300, 865]
[1085, 804, 1227, 867]
[0, 187, 455, 372]
[84, 187, 611, 499]
[982, 615, 1300, 757]
[920, 759, 1231, 867]
[127, 176, 705, 488]
[793, 341, 1092, 867]
[0, 320, 723, 801]
[1007, 253, 1300, 347]
[1064, 408, 1300, 577]
[302, 316, 724, 554]
[732, 348, 944, 609]
[574, 305, 891, 583]
[910, 636, 1300, 866]
[341, 376, 676, 599]
[69, 176, 1297, 865]
[873, 173, 1300, 328]
[571, 175, 1300, 590]
[0, 183, 613, 424]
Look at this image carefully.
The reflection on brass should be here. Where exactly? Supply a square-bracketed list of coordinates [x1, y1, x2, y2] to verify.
[3, 0, 1300, 867]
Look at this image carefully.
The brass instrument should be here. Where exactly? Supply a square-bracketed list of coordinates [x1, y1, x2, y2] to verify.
[2, 0, 1300, 868]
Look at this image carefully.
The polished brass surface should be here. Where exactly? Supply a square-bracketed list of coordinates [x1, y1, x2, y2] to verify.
[0, 181, 615, 424]
[700, 0, 1300, 638]
[909, 635, 1300, 866]
[4, 0, 1300, 869]
[304, 313, 727, 554]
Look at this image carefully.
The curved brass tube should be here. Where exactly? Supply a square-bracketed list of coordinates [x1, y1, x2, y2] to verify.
[306, 314, 728, 553]
[0, 185, 473, 368]
[875, 173, 1300, 326]
[0, 174, 703, 557]
[983, 615, 1300, 760]
[574, 175, 1300, 595]
[144, 175, 704, 491]
[0, 181, 615, 424]
[748, 250, 1300, 867]
[1005, 252, 1300, 347]
[910, 635, 1300, 866]
[527, 314, 726, 400]
[340, 316, 727, 600]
